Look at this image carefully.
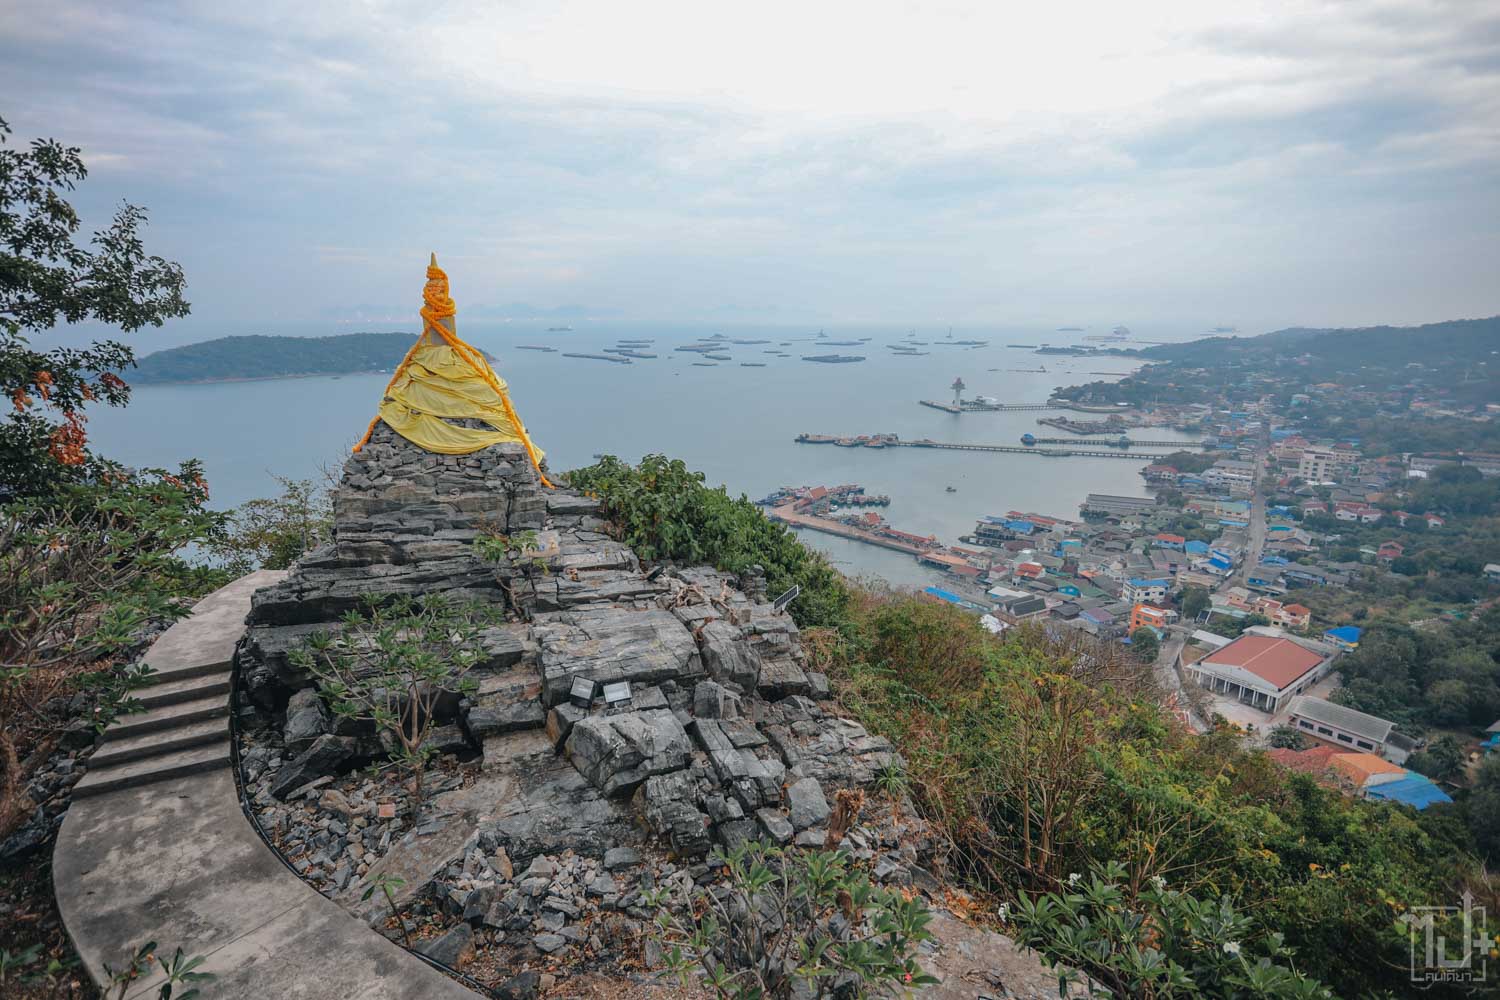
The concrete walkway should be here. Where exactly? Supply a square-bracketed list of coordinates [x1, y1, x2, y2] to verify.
[54, 572, 475, 999]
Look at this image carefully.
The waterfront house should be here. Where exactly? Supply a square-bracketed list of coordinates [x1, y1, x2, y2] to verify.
[1081, 494, 1159, 518]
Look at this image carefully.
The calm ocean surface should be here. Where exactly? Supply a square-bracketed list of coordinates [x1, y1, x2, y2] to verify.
[89, 322, 1204, 589]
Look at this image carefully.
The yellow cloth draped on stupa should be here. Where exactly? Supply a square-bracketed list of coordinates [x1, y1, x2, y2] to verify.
[352, 255, 552, 487]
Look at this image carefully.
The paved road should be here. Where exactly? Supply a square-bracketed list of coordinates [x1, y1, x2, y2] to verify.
[1152, 630, 1206, 730]
[1217, 445, 1268, 595]
[1153, 631, 1188, 699]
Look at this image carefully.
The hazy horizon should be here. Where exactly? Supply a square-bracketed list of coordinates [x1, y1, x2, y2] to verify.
[4, 1, 1499, 349]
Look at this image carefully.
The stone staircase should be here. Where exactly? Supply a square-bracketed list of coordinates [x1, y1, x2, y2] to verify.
[72, 570, 287, 800]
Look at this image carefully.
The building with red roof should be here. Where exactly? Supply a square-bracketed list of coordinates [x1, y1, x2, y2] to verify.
[1185, 633, 1333, 713]
[1266, 746, 1342, 785]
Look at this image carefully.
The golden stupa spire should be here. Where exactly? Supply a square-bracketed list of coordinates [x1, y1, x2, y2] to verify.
[350, 255, 552, 487]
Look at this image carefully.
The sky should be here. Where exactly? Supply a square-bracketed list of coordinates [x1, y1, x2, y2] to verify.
[3, 0, 1499, 345]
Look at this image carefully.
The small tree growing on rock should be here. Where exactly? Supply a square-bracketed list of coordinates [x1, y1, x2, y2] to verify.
[289, 595, 488, 799]
[473, 530, 550, 617]
[647, 839, 937, 1000]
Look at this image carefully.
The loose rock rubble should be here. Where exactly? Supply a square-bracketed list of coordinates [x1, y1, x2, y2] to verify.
[233, 425, 1069, 996]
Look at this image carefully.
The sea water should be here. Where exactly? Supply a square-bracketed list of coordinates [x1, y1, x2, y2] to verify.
[88, 322, 1204, 588]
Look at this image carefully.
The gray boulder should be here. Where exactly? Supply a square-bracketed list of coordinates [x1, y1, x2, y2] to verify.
[699, 621, 762, 692]
[565, 709, 691, 796]
[465, 699, 546, 740]
[786, 777, 831, 831]
[756, 808, 794, 844]
[635, 771, 711, 857]
[692, 680, 741, 720]
[283, 688, 330, 752]
[418, 923, 475, 968]
[270, 735, 356, 799]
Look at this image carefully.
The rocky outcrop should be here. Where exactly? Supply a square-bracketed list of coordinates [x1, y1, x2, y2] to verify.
[239, 418, 901, 857]
[231, 423, 1079, 996]
[239, 423, 544, 708]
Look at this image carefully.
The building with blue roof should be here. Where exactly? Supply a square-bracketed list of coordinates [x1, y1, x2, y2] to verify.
[1324, 625, 1363, 650]
[1184, 539, 1210, 555]
[1124, 578, 1169, 605]
[1366, 773, 1452, 810]
[923, 586, 987, 612]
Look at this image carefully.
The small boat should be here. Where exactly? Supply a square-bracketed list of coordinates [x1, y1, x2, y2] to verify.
[945, 486, 957, 493]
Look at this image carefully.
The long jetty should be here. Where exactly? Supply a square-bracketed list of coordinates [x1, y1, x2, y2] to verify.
[1027, 437, 1201, 448]
[795, 434, 1180, 460]
[920, 400, 1060, 413]
[920, 399, 1128, 414]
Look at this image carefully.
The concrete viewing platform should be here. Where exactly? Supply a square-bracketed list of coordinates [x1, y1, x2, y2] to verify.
[53, 570, 474, 998]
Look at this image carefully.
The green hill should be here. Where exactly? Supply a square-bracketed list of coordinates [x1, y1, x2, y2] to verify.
[1143, 315, 1500, 369]
[130, 332, 440, 384]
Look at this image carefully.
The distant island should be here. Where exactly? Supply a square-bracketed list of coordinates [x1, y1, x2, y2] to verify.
[129, 333, 491, 384]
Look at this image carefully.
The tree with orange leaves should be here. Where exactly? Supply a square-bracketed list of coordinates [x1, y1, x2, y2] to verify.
[1, 113, 189, 498]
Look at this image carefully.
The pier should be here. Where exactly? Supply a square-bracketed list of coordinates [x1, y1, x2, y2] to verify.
[1026, 436, 1202, 448]
[920, 400, 1061, 413]
[920, 399, 1133, 415]
[764, 507, 932, 555]
[795, 433, 1181, 460]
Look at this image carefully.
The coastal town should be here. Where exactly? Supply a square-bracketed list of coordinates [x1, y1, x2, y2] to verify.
[761, 338, 1500, 812]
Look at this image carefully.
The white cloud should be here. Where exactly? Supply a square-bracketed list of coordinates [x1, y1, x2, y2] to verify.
[1, 0, 1496, 331]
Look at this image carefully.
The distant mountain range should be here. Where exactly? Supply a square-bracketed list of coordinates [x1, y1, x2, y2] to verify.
[1142, 316, 1500, 366]
[129, 332, 490, 384]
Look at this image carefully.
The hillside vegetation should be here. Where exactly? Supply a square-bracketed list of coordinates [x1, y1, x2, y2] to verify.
[566, 453, 1497, 998]
[131, 332, 429, 383]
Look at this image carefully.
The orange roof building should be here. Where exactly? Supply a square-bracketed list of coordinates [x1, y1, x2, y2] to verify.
[1266, 746, 1342, 785]
[1330, 752, 1406, 789]
[1185, 633, 1332, 713]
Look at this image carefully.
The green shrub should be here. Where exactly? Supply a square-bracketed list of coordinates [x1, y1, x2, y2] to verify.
[567, 454, 849, 629]
[216, 474, 332, 571]
[289, 595, 492, 798]
[647, 839, 937, 1000]
[1011, 862, 1332, 998]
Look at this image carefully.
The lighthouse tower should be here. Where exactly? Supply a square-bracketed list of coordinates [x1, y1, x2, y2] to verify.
[951, 377, 966, 407]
